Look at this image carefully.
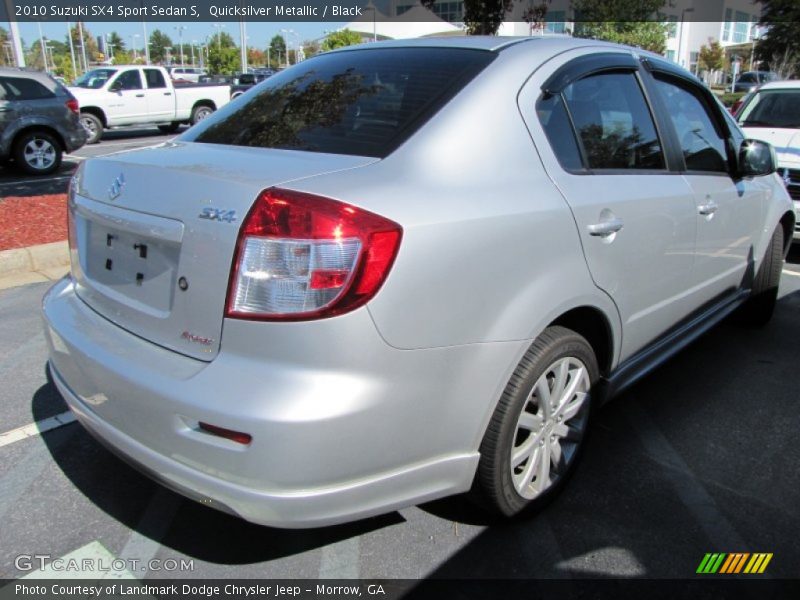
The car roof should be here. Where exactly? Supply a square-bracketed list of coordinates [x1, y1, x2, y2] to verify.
[757, 80, 800, 90]
[326, 35, 583, 54]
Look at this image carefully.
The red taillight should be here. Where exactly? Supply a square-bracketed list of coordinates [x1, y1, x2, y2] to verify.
[65, 98, 79, 115]
[198, 422, 252, 445]
[226, 188, 402, 321]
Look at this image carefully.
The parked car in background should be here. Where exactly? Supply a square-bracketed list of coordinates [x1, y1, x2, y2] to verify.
[230, 73, 268, 99]
[43, 37, 793, 528]
[167, 66, 207, 83]
[732, 71, 779, 93]
[70, 65, 230, 143]
[737, 80, 800, 241]
[0, 67, 87, 175]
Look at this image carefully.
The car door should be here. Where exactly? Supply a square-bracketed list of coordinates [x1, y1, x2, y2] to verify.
[105, 69, 148, 124]
[520, 51, 698, 362]
[142, 68, 174, 121]
[648, 69, 763, 304]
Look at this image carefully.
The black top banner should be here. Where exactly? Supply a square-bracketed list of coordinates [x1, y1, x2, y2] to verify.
[0, 0, 783, 23]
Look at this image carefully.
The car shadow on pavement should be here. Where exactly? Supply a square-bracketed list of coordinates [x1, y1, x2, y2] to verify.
[32, 377, 404, 565]
[417, 289, 800, 579]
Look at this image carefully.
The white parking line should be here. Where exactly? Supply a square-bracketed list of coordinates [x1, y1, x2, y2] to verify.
[783, 269, 800, 278]
[0, 411, 76, 448]
[0, 174, 73, 187]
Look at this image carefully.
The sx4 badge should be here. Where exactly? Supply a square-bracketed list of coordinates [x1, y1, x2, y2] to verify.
[198, 207, 237, 223]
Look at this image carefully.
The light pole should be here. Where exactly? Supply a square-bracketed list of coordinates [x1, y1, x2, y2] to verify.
[142, 18, 150, 64]
[131, 34, 140, 61]
[37, 24, 48, 72]
[212, 24, 226, 50]
[174, 26, 187, 65]
[239, 20, 248, 73]
[164, 46, 172, 66]
[676, 7, 694, 69]
[77, 21, 88, 72]
[364, 2, 377, 42]
[750, 24, 762, 71]
[66, 22, 77, 78]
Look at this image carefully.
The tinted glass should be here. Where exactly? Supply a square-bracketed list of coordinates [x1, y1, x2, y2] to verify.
[738, 73, 756, 83]
[563, 72, 665, 170]
[654, 77, 728, 173]
[738, 90, 800, 128]
[187, 48, 495, 158]
[114, 70, 143, 91]
[144, 69, 167, 89]
[537, 93, 582, 170]
[1, 76, 55, 100]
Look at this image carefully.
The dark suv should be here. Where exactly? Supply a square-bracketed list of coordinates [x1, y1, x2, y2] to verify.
[0, 68, 88, 175]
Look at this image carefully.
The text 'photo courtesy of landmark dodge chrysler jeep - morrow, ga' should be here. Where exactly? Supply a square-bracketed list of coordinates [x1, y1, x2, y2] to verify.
[43, 37, 794, 527]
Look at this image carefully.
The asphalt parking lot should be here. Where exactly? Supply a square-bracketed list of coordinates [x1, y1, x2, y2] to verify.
[0, 239, 799, 582]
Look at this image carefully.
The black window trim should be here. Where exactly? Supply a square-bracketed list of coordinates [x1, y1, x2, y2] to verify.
[540, 60, 671, 176]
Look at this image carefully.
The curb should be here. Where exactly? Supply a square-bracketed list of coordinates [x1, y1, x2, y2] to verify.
[0, 240, 70, 291]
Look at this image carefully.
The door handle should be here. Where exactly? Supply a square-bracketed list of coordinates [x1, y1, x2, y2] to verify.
[697, 201, 718, 216]
[587, 217, 624, 237]
[135, 93, 145, 98]
[163, 92, 172, 96]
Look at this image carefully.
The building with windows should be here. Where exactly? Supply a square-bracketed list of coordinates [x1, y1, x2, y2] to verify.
[368, 0, 763, 80]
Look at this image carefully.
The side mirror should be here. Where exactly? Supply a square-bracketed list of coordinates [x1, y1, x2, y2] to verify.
[109, 81, 122, 93]
[738, 139, 776, 178]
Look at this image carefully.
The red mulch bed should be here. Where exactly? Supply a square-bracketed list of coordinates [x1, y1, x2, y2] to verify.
[0, 194, 68, 251]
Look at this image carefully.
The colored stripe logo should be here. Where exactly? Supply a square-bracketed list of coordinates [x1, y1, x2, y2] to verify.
[697, 553, 773, 574]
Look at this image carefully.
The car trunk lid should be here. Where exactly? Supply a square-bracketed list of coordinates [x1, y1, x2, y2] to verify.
[69, 141, 377, 361]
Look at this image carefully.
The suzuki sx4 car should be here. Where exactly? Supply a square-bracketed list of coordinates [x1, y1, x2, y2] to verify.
[43, 37, 794, 527]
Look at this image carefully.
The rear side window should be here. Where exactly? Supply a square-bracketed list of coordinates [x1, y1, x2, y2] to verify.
[537, 93, 583, 170]
[145, 69, 167, 89]
[542, 72, 665, 171]
[1, 76, 56, 100]
[654, 76, 728, 173]
[187, 48, 495, 158]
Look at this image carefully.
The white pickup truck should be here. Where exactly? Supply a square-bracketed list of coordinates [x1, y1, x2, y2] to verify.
[69, 65, 230, 143]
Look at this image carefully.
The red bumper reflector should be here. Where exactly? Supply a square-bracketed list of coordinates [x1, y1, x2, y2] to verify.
[198, 422, 252, 445]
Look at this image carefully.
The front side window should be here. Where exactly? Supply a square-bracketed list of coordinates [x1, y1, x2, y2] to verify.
[113, 70, 143, 91]
[561, 71, 665, 170]
[654, 76, 729, 173]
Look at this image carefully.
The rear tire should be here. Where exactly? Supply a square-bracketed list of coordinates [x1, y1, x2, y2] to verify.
[737, 227, 783, 327]
[80, 112, 103, 144]
[475, 326, 598, 517]
[190, 105, 213, 126]
[12, 129, 62, 176]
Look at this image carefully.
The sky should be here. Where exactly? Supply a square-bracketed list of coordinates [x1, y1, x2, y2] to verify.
[7, 20, 348, 56]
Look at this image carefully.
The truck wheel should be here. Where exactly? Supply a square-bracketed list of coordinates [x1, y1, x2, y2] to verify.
[13, 129, 62, 175]
[737, 226, 784, 327]
[80, 113, 103, 144]
[190, 105, 213, 126]
[474, 326, 598, 517]
[158, 122, 181, 133]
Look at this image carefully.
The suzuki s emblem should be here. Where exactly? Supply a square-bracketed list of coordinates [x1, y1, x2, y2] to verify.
[108, 173, 125, 201]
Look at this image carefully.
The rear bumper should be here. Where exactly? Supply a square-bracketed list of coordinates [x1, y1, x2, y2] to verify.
[43, 277, 523, 527]
[63, 125, 89, 153]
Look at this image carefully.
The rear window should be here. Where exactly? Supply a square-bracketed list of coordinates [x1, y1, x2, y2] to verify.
[186, 47, 495, 158]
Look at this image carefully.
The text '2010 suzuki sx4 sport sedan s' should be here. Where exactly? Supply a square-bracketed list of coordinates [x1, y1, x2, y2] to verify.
[43, 37, 794, 527]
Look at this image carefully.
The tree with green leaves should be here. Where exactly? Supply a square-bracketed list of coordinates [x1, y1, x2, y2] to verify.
[698, 40, 725, 72]
[207, 38, 239, 75]
[756, 0, 799, 78]
[269, 34, 287, 66]
[70, 23, 100, 64]
[303, 40, 320, 60]
[572, 0, 667, 53]
[0, 27, 10, 66]
[422, 0, 514, 35]
[320, 29, 362, 52]
[149, 29, 172, 64]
